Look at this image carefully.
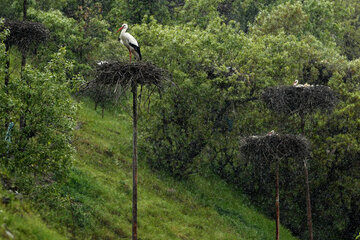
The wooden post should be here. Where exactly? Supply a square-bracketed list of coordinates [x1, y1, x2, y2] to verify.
[300, 113, 314, 240]
[23, 0, 27, 20]
[300, 113, 305, 135]
[275, 161, 280, 240]
[20, 52, 27, 130]
[21, 53, 26, 69]
[4, 43, 10, 89]
[132, 83, 138, 240]
[304, 159, 313, 240]
[22, 0, 27, 72]
[4, 43, 10, 130]
[101, 103, 104, 119]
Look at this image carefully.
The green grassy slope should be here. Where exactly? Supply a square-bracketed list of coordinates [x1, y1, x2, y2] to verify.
[0, 181, 67, 240]
[0, 99, 298, 240]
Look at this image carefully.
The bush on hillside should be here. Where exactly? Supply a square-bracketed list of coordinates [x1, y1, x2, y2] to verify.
[0, 48, 78, 185]
[141, 84, 211, 179]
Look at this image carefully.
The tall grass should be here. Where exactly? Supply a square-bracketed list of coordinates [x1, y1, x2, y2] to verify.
[0, 99, 298, 239]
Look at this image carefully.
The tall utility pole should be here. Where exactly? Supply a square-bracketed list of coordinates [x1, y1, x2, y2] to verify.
[300, 114, 313, 240]
[132, 83, 138, 240]
[80, 61, 169, 240]
[275, 161, 280, 240]
[23, 0, 27, 20]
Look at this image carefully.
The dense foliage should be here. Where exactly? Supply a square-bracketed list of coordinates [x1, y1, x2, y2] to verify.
[1, 0, 360, 239]
[137, 2, 360, 239]
[0, 47, 79, 184]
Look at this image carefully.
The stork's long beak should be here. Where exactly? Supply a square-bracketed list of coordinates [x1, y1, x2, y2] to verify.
[117, 26, 124, 33]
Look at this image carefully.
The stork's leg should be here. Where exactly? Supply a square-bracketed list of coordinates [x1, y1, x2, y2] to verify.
[129, 50, 132, 63]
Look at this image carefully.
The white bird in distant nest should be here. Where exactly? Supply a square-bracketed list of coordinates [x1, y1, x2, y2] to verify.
[97, 61, 109, 66]
[117, 23, 142, 63]
[293, 79, 305, 88]
[267, 130, 275, 135]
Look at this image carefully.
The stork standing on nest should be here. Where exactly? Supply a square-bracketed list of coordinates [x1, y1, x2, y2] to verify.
[267, 130, 275, 135]
[293, 79, 304, 88]
[117, 23, 142, 62]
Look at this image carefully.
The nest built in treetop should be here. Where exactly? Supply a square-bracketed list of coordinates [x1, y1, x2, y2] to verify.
[80, 61, 170, 104]
[240, 133, 310, 164]
[261, 85, 337, 116]
[2, 19, 49, 51]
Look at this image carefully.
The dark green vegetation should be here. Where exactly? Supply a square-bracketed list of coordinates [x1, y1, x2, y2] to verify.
[1, 0, 360, 239]
[0, 101, 298, 239]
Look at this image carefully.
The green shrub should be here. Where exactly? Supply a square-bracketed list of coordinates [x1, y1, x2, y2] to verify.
[141, 85, 211, 179]
[0, 48, 79, 185]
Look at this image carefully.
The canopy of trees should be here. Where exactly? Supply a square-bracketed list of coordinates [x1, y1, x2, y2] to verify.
[1, 0, 360, 239]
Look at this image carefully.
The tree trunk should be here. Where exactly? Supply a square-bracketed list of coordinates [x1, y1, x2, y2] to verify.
[4, 44, 10, 130]
[23, 0, 27, 20]
[21, 52, 26, 70]
[276, 162, 280, 240]
[4, 43, 10, 89]
[20, 52, 27, 130]
[300, 113, 305, 135]
[300, 114, 314, 240]
[304, 159, 313, 240]
[21, 1, 29, 130]
[132, 83, 138, 240]
[101, 103, 104, 119]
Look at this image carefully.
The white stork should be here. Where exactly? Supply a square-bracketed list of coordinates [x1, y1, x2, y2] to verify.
[267, 130, 275, 135]
[117, 23, 142, 62]
[293, 79, 304, 88]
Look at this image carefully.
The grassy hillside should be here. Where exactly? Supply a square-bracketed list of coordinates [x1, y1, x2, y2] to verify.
[0, 99, 298, 240]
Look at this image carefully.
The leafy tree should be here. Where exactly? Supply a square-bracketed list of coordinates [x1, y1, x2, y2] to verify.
[0, 48, 79, 185]
[219, 0, 282, 32]
[178, 0, 223, 28]
[332, 0, 360, 60]
[250, 1, 308, 36]
[27, 7, 110, 76]
[106, 0, 173, 27]
[136, 6, 360, 239]
[250, 0, 341, 45]
[0, 0, 22, 19]
[1, 0, 359, 239]
[0, 19, 9, 81]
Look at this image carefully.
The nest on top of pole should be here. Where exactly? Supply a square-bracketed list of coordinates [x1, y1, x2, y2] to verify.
[2, 19, 49, 52]
[240, 133, 310, 165]
[261, 85, 337, 115]
[80, 61, 170, 104]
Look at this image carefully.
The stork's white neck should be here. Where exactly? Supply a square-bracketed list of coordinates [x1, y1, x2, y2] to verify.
[121, 26, 128, 34]
[119, 27, 127, 39]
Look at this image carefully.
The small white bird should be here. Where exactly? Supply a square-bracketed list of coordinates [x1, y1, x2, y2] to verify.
[117, 23, 142, 62]
[267, 130, 275, 135]
[293, 79, 304, 88]
[97, 61, 109, 66]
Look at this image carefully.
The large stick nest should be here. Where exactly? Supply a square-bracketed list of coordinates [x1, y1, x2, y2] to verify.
[261, 85, 337, 115]
[2, 19, 49, 52]
[94, 61, 169, 87]
[240, 133, 310, 164]
[80, 61, 171, 104]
